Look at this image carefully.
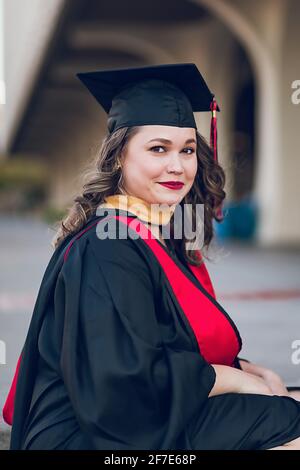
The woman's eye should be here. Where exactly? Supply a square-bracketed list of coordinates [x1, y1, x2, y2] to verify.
[149, 146, 195, 154]
[183, 148, 195, 154]
[150, 146, 165, 153]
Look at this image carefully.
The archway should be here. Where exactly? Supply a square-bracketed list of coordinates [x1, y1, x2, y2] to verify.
[191, 0, 281, 243]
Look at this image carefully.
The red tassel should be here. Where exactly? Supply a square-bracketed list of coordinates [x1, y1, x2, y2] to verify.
[210, 96, 218, 164]
[210, 97, 222, 219]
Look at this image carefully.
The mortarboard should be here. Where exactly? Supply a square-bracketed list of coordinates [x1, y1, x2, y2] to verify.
[76, 63, 220, 165]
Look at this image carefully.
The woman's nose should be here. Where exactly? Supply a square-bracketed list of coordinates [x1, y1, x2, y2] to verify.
[166, 154, 184, 173]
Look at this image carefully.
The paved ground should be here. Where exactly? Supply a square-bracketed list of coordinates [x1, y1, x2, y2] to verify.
[206, 239, 300, 385]
[0, 215, 299, 449]
[0, 215, 55, 448]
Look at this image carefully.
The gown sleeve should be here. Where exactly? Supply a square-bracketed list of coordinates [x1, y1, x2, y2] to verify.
[57, 236, 216, 450]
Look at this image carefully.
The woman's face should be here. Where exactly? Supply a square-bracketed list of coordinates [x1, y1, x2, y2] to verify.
[120, 125, 198, 206]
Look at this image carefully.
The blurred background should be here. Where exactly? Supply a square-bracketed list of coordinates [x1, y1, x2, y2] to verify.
[0, 0, 299, 448]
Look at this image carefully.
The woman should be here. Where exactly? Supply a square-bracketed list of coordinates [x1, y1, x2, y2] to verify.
[4, 63, 300, 450]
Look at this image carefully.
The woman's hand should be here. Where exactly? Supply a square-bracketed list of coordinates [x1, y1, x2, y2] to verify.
[210, 362, 298, 399]
[261, 369, 290, 396]
[238, 359, 290, 396]
[238, 371, 273, 396]
[209, 364, 273, 397]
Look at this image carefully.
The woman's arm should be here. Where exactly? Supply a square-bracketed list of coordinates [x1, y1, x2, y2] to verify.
[238, 359, 300, 399]
[60, 236, 217, 449]
[208, 364, 273, 397]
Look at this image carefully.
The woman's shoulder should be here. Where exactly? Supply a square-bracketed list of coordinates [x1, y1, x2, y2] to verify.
[61, 214, 162, 283]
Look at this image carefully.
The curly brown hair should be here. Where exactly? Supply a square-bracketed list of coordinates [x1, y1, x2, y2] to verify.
[51, 126, 226, 265]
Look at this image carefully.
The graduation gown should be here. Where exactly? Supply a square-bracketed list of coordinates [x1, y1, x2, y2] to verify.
[4, 209, 300, 450]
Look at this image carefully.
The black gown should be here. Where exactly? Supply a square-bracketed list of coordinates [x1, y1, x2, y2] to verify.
[8, 210, 300, 450]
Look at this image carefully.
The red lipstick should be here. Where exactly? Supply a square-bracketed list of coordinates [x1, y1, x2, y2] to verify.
[158, 181, 184, 190]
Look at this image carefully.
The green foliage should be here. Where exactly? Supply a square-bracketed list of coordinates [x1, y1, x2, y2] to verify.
[0, 158, 48, 189]
[41, 206, 67, 225]
[0, 157, 49, 211]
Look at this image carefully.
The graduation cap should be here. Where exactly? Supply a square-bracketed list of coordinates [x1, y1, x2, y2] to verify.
[76, 63, 220, 165]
